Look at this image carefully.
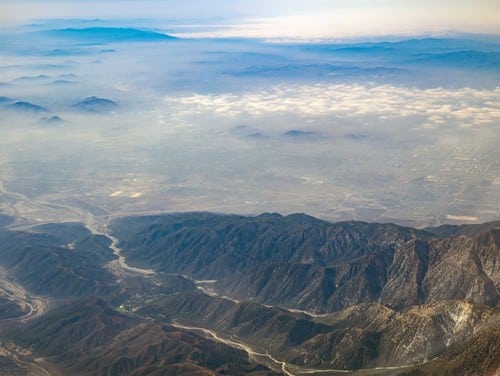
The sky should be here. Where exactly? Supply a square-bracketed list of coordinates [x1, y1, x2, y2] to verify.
[0, 0, 499, 38]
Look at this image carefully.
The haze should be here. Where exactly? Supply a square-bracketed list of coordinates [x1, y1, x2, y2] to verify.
[0, 4, 499, 228]
[1, 0, 500, 36]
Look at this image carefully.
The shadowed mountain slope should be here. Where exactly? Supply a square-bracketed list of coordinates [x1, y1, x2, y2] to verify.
[110, 213, 500, 312]
[5, 298, 280, 376]
[0, 212, 498, 375]
[0, 223, 117, 298]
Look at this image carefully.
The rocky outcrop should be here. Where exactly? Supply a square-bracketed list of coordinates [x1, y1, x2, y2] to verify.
[111, 214, 499, 312]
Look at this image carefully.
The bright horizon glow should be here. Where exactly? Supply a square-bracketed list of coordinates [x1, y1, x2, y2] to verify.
[0, 0, 499, 38]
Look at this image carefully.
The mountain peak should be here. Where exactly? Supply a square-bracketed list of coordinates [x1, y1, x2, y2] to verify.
[73, 96, 117, 112]
[7, 101, 47, 113]
[42, 27, 177, 42]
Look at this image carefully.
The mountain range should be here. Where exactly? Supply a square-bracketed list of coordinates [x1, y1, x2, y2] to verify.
[0, 212, 498, 375]
[72, 96, 118, 113]
[39, 27, 176, 42]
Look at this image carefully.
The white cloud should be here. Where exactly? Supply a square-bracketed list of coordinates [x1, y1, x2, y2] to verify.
[171, 3, 500, 39]
[164, 84, 500, 127]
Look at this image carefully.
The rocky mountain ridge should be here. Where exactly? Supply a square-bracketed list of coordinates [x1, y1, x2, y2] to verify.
[0, 212, 498, 375]
[110, 213, 500, 312]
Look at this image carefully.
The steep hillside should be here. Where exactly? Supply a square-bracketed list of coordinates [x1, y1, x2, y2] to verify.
[110, 213, 499, 312]
[0, 223, 117, 298]
[0, 212, 498, 375]
[137, 291, 499, 371]
[5, 298, 280, 376]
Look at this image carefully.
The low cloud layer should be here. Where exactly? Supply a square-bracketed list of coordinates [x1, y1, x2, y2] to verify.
[165, 84, 500, 128]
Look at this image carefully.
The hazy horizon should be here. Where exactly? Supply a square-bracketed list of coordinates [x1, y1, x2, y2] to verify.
[0, 2, 499, 228]
[1, 0, 500, 38]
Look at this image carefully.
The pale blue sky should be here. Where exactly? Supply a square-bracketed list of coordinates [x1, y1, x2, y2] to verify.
[1, 0, 499, 37]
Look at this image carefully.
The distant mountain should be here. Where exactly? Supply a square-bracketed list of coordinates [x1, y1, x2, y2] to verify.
[40, 115, 65, 124]
[298, 38, 500, 74]
[283, 129, 318, 138]
[345, 133, 369, 140]
[40, 27, 177, 43]
[308, 38, 500, 54]
[410, 50, 500, 70]
[12, 75, 51, 82]
[384, 37, 499, 52]
[6, 101, 47, 112]
[72, 96, 117, 112]
[48, 79, 78, 85]
[45, 48, 90, 56]
[233, 63, 403, 79]
[248, 132, 267, 139]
